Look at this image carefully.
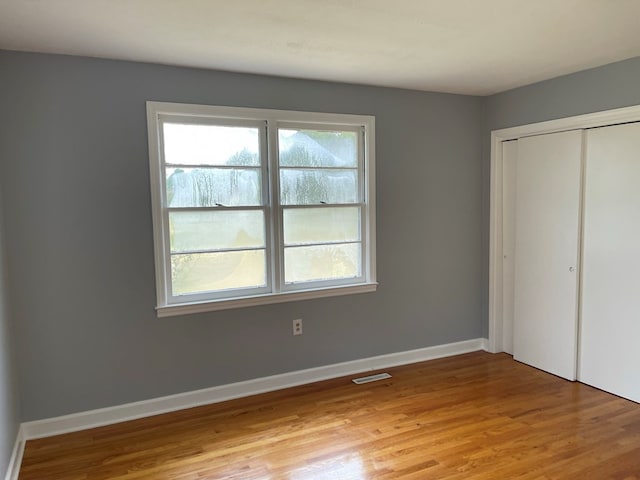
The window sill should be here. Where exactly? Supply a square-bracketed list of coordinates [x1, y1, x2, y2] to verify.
[156, 282, 378, 317]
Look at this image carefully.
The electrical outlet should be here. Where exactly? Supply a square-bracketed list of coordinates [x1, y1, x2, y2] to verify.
[293, 318, 303, 336]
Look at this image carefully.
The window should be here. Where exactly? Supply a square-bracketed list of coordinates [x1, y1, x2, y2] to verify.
[147, 102, 376, 316]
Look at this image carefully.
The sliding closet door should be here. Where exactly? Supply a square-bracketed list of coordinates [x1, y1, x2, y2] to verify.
[513, 130, 583, 380]
[580, 123, 640, 403]
[502, 140, 518, 355]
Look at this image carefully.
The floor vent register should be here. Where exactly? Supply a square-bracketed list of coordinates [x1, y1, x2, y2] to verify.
[351, 373, 392, 384]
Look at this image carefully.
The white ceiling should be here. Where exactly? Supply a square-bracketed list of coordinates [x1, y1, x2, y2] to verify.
[1, 0, 639, 95]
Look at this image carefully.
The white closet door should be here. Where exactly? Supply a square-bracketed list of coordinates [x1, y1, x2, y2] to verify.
[513, 130, 583, 380]
[580, 123, 640, 403]
[502, 140, 518, 355]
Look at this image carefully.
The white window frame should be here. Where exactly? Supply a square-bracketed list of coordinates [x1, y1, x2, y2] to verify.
[147, 101, 377, 317]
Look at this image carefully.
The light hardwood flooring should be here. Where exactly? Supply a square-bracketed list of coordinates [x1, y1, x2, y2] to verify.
[19, 352, 640, 479]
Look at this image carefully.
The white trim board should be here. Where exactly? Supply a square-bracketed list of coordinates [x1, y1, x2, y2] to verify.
[21, 338, 488, 441]
[3, 426, 24, 480]
[488, 103, 640, 353]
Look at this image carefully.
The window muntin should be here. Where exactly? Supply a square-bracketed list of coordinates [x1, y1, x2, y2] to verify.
[148, 103, 375, 313]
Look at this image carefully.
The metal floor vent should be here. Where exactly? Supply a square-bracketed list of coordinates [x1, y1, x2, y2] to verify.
[352, 372, 392, 384]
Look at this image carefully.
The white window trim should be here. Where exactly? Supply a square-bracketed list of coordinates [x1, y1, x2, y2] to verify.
[147, 101, 377, 316]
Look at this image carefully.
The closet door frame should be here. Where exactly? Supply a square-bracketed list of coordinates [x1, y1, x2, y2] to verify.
[488, 104, 640, 353]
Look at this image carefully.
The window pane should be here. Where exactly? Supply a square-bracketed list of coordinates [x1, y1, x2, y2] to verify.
[279, 129, 357, 167]
[171, 250, 266, 295]
[167, 167, 261, 207]
[163, 123, 260, 166]
[284, 207, 360, 246]
[284, 243, 361, 284]
[280, 169, 357, 205]
[170, 210, 264, 252]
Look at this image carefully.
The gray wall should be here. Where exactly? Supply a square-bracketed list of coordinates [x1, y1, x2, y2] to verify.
[0, 186, 20, 476]
[0, 51, 484, 421]
[480, 57, 640, 337]
[485, 56, 640, 131]
[2, 49, 637, 427]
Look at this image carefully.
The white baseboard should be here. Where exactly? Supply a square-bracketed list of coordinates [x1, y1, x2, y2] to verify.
[4, 426, 24, 480]
[21, 338, 488, 441]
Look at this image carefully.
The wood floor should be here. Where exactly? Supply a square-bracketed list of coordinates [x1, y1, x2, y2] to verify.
[19, 352, 640, 479]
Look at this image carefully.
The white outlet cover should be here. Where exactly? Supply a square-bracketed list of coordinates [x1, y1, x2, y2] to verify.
[293, 319, 302, 335]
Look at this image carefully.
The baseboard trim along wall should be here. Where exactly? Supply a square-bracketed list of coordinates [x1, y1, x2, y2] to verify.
[4, 426, 25, 480]
[20, 338, 489, 441]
